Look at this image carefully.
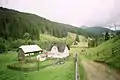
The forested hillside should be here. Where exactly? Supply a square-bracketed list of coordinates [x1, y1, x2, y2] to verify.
[1, 7, 115, 52]
[0, 7, 66, 39]
[0, 7, 88, 40]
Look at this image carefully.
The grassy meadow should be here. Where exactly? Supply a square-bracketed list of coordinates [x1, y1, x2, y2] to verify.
[2, 32, 120, 80]
[0, 51, 75, 80]
[0, 51, 25, 80]
[0, 33, 76, 80]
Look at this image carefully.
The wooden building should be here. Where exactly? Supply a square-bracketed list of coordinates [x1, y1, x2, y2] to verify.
[18, 45, 42, 61]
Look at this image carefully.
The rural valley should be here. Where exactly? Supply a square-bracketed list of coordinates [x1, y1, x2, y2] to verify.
[1, 2, 120, 80]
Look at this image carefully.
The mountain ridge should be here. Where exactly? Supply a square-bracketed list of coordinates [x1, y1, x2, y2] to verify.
[84, 26, 114, 37]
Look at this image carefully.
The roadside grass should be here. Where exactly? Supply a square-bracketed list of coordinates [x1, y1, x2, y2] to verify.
[70, 47, 88, 80]
[85, 35, 120, 69]
[78, 60, 88, 80]
[70, 47, 82, 54]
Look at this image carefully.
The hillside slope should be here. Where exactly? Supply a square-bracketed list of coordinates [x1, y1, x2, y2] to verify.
[0, 7, 88, 40]
[86, 35, 120, 68]
[84, 26, 114, 37]
[0, 7, 67, 39]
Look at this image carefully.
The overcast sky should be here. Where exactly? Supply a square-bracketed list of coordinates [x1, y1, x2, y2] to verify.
[0, 0, 120, 30]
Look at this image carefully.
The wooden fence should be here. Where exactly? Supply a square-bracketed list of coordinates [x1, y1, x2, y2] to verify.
[75, 54, 80, 80]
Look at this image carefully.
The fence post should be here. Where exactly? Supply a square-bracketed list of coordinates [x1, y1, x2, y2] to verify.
[75, 53, 80, 80]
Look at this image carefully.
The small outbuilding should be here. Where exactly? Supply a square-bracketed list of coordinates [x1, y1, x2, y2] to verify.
[37, 53, 47, 61]
[18, 45, 42, 61]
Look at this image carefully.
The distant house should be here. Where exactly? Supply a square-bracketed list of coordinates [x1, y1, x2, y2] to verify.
[18, 45, 42, 61]
[47, 44, 70, 58]
[73, 41, 79, 45]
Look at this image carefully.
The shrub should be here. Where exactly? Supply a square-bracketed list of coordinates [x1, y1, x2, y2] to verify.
[7, 62, 38, 71]
[0, 43, 6, 53]
[11, 39, 26, 48]
[0, 37, 11, 52]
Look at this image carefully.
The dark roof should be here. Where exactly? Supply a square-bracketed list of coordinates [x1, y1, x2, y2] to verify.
[47, 43, 70, 52]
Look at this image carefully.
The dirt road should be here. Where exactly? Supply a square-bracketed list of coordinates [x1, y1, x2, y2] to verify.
[82, 60, 120, 80]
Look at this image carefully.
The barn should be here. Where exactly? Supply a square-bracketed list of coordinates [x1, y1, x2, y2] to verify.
[18, 45, 42, 61]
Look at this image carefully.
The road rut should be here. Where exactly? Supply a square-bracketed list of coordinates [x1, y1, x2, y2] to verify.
[82, 60, 120, 80]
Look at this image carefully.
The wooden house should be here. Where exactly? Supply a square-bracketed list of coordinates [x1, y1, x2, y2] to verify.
[18, 45, 42, 61]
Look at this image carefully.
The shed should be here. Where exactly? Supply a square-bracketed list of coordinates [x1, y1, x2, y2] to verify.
[37, 54, 47, 61]
[18, 45, 42, 60]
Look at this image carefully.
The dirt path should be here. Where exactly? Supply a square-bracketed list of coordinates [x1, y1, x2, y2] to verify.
[82, 60, 120, 80]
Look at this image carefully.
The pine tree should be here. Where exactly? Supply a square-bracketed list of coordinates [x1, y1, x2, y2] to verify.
[105, 32, 110, 41]
[75, 34, 80, 42]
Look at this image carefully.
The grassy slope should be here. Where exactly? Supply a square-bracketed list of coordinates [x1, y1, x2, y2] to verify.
[68, 32, 88, 42]
[86, 35, 120, 68]
[32, 34, 66, 49]
[40, 34, 66, 43]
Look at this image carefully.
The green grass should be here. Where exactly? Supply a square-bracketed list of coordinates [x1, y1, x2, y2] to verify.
[85, 35, 120, 68]
[70, 47, 88, 80]
[30, 34, 67, 49]
[28, 60, 74, 80]
[78, 60, 88, 80]
[27, 55, 75, 80]
[0, 51, 25, 80]
[70, 48, 82, 54]
[40, 34, 66, 43]
[78, 54, 88, 80]
[0, 51, 75, 80]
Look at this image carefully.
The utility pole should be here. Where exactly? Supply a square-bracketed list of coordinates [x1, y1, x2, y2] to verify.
[113, 24, 117, 31]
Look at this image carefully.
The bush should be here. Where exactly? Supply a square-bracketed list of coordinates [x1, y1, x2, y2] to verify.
[0, 43, 6, 53]
[11, 39, 26, 48]
[88, 40, 95, 47]
[0, 37, 11, 52]
[7, 62, 39, 71]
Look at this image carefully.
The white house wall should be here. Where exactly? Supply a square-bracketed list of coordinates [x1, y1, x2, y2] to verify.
[37, 55, 46, 61]
[25, 54, 29, 56]
[48, 46, 69, 58]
